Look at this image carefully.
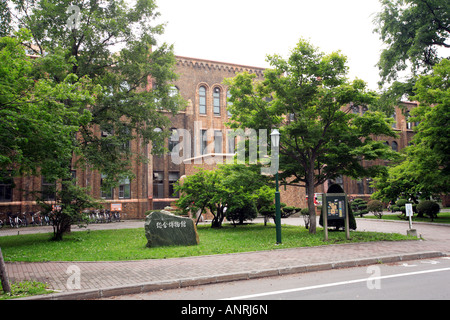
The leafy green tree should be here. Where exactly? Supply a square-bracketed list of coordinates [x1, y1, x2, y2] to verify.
[373, 58, 450, 202]
[226, 39, 398, 234]
[175, 164, 274, 228]
[4, 0, 183, 240]
[175, 168, 218, 224]
[0, 30, 97, 177]
[0, 0, 11, 37]
[373, 0, 449, 111]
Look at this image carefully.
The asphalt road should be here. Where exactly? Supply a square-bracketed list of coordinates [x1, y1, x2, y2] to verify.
[102, 256, 450, 300]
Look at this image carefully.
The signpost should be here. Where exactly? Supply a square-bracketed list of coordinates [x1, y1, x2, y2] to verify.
[405, 203, 417, 237]
[322, 193, 350, 241]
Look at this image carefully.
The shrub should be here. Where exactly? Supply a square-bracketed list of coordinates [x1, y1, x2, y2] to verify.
[417, 200, 440, 221]
[351, 198, 368, 217]
[395, 199, 408, 214]
[367, 200, 383, 219]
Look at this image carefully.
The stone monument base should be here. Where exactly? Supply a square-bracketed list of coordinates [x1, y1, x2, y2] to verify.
[145, 210, 199, 248]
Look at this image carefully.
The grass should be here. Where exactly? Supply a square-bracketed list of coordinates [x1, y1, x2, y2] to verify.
[0, 223, 415, 262]
[1, 281, 53, 300]
[359, 211, 450, 224]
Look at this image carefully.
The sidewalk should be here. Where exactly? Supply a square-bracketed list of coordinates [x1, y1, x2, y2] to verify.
[3, 218, 449, 300]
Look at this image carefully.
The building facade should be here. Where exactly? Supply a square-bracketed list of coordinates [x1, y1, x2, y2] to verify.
[0, 56, 422, 220]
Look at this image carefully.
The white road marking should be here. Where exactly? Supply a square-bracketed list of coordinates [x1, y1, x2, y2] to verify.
[421, 260, 439, 264]
[222, 267, 450, 300]
[402, 263, 417, 267]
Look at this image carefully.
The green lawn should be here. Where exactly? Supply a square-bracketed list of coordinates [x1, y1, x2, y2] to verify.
[0, 281, 53, 300]
[0, 223, 415, 262]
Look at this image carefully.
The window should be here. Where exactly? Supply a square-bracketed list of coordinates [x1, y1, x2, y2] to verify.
[227, 90, 232, 117]
[213, 87, 221, 115]
[71, 170, 77, 186]
[227, 130, 236, 154]
[367, 178, 374, 194]
[357, 180, 364, 194]
[214, 130, 222, 153]
[406, 111, 414, 129]
[391, 112, 397, 129]
[392, 141, 398, 152]
[119, 177, 131, 199]
[201, 129, 207, 155]
[351, 105, 360, 114]
[153, 171, 164, 199]
[362, 106, 368, 115]
[199, 86, 206, 114]
[42, 177, 56, 201]
[0, 172, 13, 202]
[169, 172, 179, 198]
[168, 128, 178, 153]
[101, 174, 113, 199]
[169, 86, 178, 97]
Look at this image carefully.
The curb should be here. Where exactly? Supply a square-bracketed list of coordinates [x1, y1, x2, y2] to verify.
[18, 250, 446, 300]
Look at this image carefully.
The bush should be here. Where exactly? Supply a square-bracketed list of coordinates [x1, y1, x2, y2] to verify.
[351, 198, 368, 217]
[417, 200, 440, 221]
[367, 200, 383, 219]
[282, 206, 300, 218]
[395, 199, 408, 214]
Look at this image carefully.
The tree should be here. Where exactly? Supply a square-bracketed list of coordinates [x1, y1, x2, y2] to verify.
[175, 168, 217, 225]
[373, 58, 450, 201]
[0, 0, 11, 37]
[0, 30, 97, 177]
[5, 0, 183, 240]
[225, 39, 398, 234]
[373, 0, 449, 110]
[175, 164, 274, 228]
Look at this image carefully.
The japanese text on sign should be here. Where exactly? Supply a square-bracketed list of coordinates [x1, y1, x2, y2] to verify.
[156, 221, 187, 229]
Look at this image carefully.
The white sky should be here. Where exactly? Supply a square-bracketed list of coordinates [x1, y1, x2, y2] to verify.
[154, 0, 385, 90]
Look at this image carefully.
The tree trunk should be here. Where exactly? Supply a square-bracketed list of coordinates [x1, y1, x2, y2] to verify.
[0, 248, 11, 294]
[306, 159, 316, 234]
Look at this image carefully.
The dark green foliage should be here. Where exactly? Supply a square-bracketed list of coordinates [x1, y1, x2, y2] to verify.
[351, 198, 368, 217]
[367, 199, 383, 219]
[417, 200, 440, 221]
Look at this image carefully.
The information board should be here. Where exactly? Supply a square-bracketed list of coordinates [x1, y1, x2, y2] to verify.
[324, 193, 347, 220]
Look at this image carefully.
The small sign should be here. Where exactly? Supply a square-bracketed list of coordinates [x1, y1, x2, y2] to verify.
[405, 203, 413, 217]
[111, 203, 122, 211]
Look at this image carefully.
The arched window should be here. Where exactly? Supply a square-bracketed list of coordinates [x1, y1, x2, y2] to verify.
[213, 87, 221, 115]
[391, 112, 397, 128]
[392, 141, 398, 152]
[199, 86, 206, 114]
[168, 128, 178, 153]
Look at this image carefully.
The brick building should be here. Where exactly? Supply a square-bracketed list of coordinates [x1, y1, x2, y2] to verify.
[0, 56, 422, 219]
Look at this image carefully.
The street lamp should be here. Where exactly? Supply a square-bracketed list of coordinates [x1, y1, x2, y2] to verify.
[270, 129, 281, 244]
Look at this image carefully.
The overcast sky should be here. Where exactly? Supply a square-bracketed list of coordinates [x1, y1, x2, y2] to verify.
[154, 0, 385, 90]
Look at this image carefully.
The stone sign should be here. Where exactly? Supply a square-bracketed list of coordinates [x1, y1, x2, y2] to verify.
[145, 210, 199, 247]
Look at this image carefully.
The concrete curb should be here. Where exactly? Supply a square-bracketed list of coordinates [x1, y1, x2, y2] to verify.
[18, 250, 446, 300]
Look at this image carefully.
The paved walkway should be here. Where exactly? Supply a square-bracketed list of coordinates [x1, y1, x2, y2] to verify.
[2, 217, 449, 300]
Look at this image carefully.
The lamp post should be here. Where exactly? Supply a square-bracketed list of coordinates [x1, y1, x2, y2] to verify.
[270, 129, 281, 244]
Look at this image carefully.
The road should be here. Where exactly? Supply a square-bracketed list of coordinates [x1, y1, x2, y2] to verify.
[102, 256, 450, 300]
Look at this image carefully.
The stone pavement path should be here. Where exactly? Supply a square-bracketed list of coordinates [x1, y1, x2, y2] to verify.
[1, 217, 449, 300]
